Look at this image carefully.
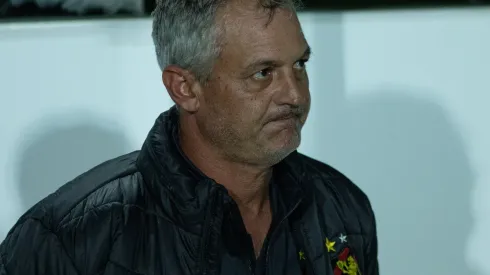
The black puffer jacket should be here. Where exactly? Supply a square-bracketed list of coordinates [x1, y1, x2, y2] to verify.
[0, 107, 379, 275]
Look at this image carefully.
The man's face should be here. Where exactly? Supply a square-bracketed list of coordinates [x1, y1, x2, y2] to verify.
[195, 2, 311, 166]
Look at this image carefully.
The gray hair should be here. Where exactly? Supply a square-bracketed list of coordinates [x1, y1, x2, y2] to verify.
[151, 0, 302, 83]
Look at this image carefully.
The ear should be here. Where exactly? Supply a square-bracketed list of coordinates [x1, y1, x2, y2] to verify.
[162, 65, 201, 113]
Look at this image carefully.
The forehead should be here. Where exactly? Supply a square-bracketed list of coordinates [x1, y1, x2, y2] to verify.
[217, 2, 307, 65]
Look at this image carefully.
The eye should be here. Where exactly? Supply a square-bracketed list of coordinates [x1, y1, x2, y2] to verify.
[252, 68, 273, 80]
[293, 59, 309, 70]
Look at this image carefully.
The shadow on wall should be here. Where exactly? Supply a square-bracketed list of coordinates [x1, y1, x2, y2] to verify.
[15, 115, 132, 211]
[322, 90, 476, 275]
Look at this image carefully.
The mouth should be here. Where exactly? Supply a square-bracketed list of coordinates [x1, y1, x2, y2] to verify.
[266, 113, 302, 130]
[269, 113, 300, 123]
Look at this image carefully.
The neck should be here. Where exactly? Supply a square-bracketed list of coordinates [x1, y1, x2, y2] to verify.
[179, 115, 271, 215]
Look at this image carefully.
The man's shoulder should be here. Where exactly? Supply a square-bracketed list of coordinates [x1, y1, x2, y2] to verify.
[1, 151, 148, 273]
[294, 152, 360, 189]
[12, 150, 143, 232]
[294, 152, 374, 219]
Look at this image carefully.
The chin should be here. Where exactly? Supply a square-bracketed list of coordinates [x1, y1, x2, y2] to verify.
[263, 134, 301, 164]
[256, 124, 302, 163]
[278, 127, 301, 148]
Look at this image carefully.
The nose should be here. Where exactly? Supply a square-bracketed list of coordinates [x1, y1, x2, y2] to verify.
[274, 70, 309, 107]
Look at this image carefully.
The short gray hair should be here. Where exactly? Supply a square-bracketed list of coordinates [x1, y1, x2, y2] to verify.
[151, 0, 302, 83]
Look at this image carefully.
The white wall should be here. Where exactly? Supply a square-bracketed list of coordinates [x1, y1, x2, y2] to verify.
[338, 9, 490, 275]
[1, 8, 489, 275]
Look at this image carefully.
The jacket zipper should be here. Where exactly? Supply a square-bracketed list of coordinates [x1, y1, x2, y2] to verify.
[249, 259, 255, 275]
[264, 198, 303, 275]
[300, 224, 317, 275]
[199, 187, 222, 275]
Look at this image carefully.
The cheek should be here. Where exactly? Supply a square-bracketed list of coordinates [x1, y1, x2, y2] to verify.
[300, 80, 311, 107]
[302, 75, 311, 95]
[221, 99, 265, 136]
[209, 79, 269, 130]
[204, 80, 233, 113]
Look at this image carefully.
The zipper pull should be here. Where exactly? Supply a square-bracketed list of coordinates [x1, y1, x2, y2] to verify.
[249, 259, 255, 275]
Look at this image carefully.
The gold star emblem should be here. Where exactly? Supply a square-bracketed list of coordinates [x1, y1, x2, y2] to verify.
[298, 250, 306, 260]
[325, 237, 336, 252]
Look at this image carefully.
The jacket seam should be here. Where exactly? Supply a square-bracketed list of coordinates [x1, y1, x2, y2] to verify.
[55, 167, 139, 228]
[364, 197, 377, 253]
[57, 202, 201, 238]
[107, 259, 145, 275]
[0, 251, 7, 275]
[54, 170, 137, 230]
[56, 201, 123, 230]
[310, 174, 369, 239]
[27, 218, 81, 275]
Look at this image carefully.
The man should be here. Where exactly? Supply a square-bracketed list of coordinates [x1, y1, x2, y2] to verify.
[0, 0, 379, 274]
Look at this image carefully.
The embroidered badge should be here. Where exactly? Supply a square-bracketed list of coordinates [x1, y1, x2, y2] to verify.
[299, 232, 359, 275]
[333, 247, 361, 275]
[298, 250, 306, 261]
[325, 237, 336, 252]
[339, 233, 347, 243]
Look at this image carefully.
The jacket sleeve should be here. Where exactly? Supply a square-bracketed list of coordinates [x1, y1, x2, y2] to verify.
[0, 218, 80, 275]
[364, 206, 380, 275]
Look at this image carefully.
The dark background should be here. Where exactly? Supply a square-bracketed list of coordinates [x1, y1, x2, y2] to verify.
[1, 0, 490, 20]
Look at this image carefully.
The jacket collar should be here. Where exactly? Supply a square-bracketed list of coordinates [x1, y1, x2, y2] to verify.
[136, 106, 308, 226]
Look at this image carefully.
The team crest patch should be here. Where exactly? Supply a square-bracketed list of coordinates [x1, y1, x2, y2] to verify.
[298, 233, 361, 275]
[328, 234, 361, 275]
[333, 247, 360, 275]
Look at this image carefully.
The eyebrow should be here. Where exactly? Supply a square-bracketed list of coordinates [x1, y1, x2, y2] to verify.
[244, 45, 312, 72]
